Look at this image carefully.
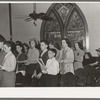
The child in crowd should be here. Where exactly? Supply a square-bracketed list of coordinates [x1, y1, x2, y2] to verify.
[38, 48, 59, 87]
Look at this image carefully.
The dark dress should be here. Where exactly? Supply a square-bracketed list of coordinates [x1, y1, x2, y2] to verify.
[16, 53, 27, 86]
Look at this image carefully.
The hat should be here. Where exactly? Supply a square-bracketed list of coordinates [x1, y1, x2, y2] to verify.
[96, 48, 100, 52]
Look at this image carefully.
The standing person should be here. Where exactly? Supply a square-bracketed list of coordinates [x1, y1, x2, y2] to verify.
[0, 35, 6, 86]
[49, 40, 60, 60]
[36, 40, 49, 87]
[38, 48, 59, 87]
[74, 42, 84, 72]
[59, 38, 74, 86]
[16, 43, 27, 86]
[0, 41, 16, 87]
[24, 38, 39, 86]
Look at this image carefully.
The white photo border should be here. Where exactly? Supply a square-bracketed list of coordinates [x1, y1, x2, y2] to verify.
[0, 1, 100, 98]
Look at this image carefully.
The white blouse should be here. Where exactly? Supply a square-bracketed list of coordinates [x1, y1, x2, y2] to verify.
[59, 47, 74, 74]
[2, 51, 16, 72]
[46, 58, 59, 75]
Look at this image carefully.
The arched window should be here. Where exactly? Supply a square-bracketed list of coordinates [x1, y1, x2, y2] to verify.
[40, 3, 88, 50]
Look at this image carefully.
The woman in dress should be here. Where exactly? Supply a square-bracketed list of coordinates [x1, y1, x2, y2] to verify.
[59, 38, 74, 86]
[74, 42, 84, 72]
[16, 43, 27, 86]
[24, 38, 39, 86]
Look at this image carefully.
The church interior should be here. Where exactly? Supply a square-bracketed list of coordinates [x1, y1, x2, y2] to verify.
[1, 3, 100, 56]
[0, 3, 100, 87]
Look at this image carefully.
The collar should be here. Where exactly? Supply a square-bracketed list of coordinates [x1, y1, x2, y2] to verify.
[65, 46, 69, 50]
[41, 49, 47, 57]
[62, 46, 69, 52]
[43, 49, 47, 53]
[48, 57, 55, 61]
[17, 52, 22, 58]
[30, 47, 36, 51]
[5, 51, 12, 58]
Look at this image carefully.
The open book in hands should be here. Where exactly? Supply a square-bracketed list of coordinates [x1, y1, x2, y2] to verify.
[37, 58, 47, 71]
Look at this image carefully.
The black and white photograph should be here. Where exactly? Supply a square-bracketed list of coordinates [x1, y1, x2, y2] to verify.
[0, 2, 100, 88]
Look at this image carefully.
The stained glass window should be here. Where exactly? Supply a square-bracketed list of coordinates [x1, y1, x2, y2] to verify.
[40, 3, 88, 50]
[66, 10, 86, 49]
[55, 3, 72, 23]
[43, 12, 61, 45]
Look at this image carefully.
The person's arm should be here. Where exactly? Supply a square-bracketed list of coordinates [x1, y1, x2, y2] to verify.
[34, 49, 40, 63]
[17, 54, 28, 64]
[75, 57, 83, 62]
[17, 60, 27, 64]
[36, 72, 42, 79]
[90, 61, 98, 66]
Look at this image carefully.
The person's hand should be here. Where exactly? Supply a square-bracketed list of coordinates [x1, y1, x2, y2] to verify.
[90, 62, 97, 66]
[41, 65, 47, 71]
[90, 64, 93, 66]
[36, 73, 42, 79]
[31, 73, 37, 78]
[42, 70, 47, 74]
[95, 67, 99, 69]
[31, 70, 37, 78]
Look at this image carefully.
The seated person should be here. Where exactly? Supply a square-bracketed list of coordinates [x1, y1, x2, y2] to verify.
[89, 48, 100, 69]
[83, 52, 96, 66]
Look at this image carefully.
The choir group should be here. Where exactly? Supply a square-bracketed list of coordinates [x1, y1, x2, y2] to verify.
[0, 35, 100, 87]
